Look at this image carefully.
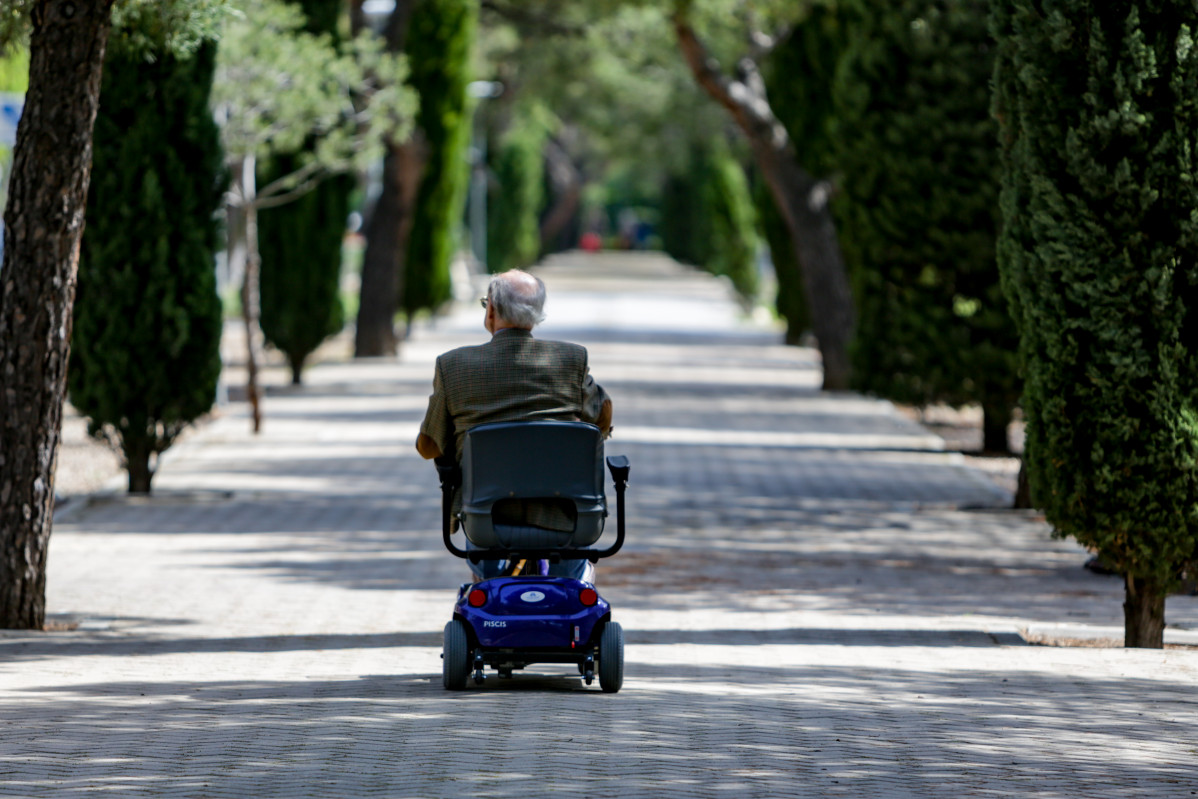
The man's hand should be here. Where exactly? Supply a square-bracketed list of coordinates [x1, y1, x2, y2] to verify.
[416, 432, 442, 460]
[598, 399, 613, 439]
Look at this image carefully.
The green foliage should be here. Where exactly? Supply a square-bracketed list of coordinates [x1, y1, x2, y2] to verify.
[259, 170, 350, 381]
[992, 1, 1198, 586]
[702, 145, 758, 301]
[108, 0, 235, 59]
[0, 0, 234, 71]
[0, 46, 27, 90]
[0, 1, 29, 53]
[291, 0, 342, 39]
[660, 167, 701, 267]
[403, 0, 477, 315]
[69, 40, 225, 490]
[257, 0, 351, 384]
[661, 137, 758, 301]
[832, 0, 1019, 439]
[486, 105, 547, 273]
[476, 1, 726, 239]
[0, 47, 27, 209]
[214, 0, 414, 184]
[762, 1, 848, 179]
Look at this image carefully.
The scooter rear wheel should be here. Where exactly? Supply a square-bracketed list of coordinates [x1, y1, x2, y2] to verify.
[443, 619, 470, 690]
[598, 621, 624, 693]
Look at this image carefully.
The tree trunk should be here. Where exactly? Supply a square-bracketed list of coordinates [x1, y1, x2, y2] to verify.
[230, 156, 264, 433]
[353, 0, 422, 358]
[0, 0, 115, 630]
[289, 355, 304, 386]
[349, 0, 366, 35]
[756, 150, 855, 390]
[1124, 575, 1166, 648]
[982, 403, 1012, 453]
[354, 138, 425, 357]
[1013, 457, 1032, 509]
[242, 206, 263, 433]
[125, 436, 152, 494]
[673, 10, 855, 391]
[540, 136, 582, 253]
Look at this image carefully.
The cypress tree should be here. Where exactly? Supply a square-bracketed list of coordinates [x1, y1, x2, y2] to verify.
[833, 0, 1019, 452]
[258, 0, 352, 385]
[660, 165, 703, 268]
[661, 139, 758, 302]
[701, 141, 758, 302]
[992, 1, 1198, 647]
[486, 109, 547, 274]
[258, 169, 351, 383]
[70, 40, 225, 493]
[403, 0, 477, 316]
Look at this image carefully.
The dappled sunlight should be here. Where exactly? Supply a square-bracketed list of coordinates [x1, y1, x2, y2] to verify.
[1, 647, 1194, 796]
[18, 255, 1196, 798]
[615, 425, 941, 450]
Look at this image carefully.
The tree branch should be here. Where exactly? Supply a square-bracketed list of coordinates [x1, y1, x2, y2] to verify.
[382, 0, 416, 52]
[480, 0, 586, 37]
[253, 160, 334, 208]
[671, 6, 789, 152]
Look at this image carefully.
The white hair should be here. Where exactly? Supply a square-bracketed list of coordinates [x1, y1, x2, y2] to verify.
[488, 270, 546, 328]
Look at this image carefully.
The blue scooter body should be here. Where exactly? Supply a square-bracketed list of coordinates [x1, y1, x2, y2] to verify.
[456, 576, 609, 649]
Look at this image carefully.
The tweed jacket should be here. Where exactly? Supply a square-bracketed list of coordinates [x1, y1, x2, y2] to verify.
[419, 328, 610, 531]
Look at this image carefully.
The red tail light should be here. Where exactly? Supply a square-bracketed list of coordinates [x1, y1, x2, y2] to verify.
[579, 587, 598, 607]
[468, 588, 487, 608]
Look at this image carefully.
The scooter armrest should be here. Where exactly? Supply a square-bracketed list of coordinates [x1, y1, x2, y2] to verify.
[605, 455, 630, 486]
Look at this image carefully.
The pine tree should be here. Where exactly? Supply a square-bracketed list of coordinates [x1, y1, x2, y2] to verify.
[834, 0, 1019, 452]
[992, 1, 1198, 646]
[69, 40, 225, 493]
[258, 169, 351, 383]
[0, 0, 117, 630]
[258, 0, 353, 385]
[403, 0, 477, 316]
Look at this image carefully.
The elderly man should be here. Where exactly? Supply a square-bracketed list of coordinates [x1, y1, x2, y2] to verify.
[417, 269, 612, 580]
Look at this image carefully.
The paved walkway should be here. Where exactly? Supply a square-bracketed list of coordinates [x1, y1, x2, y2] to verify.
[3, 252, 1196, 797]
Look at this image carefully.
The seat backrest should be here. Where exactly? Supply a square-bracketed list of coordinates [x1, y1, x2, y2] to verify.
[459, 421, 606, 549]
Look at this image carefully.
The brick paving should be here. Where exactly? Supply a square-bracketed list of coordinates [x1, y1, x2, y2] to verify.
[2, 252, 1197, 797]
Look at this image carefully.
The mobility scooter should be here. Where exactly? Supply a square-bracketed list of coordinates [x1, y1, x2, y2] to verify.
[437, 420, 629, 692]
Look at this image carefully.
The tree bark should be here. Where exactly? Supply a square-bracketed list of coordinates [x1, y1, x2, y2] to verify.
[353, 0, 422, 358]
[241, 158, 264, 433]
[1013, 457, 1032, 509]
[540, 136, 582, 252]
[288, 354, 304, 385]
[354, 138, 425, 356]
[0, 0, 115, 630]
[1124, 575, 1166, 648]
[981, 403, 1012, 454]
[125, 434, 152, 494]
[349, 0, 366, 35]
[673, 9, 855, 390]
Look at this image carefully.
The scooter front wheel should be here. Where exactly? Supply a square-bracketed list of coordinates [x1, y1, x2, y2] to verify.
[443, 619, 470, 690]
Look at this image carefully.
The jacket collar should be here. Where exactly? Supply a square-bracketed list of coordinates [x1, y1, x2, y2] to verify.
[491, 327, 533, 340]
